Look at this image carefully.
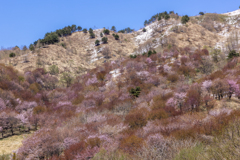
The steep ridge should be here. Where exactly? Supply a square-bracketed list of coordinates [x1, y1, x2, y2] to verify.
[1, 10, 240, 76]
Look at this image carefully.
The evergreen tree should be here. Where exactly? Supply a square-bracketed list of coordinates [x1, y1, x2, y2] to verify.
[83, 28, 87, 33]
[114, 34, 119, 40]
[77, 26, 82, 31]
[95, 40, 100, 46]
[22, 45, 28, 51]
[103, 29, 110, 35]
[142, 28, 146, 32]
[100, 32, 103, 37]
[111, 26, 116, 32]
[29, 44, 34, 51]
[90, 32, 95, 38]
[228, 50, 239, 59]
[9, 52, 16, 57]
[144, 20, 148, 26]
[199, 12, 204, 15]
[71, 24, 77, 32]
[129, 87, 141, 98]
[164, 14, 170, 20]
[89, 28, 93, 34]
[181, 15, 190, 24]
[102, 37, 108, 43]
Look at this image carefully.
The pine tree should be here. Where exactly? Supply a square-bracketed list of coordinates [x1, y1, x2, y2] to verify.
[103, 29, 110, 35]
[102, 37, 108, 43]
[90, 32, 95, 38]
[95, 40, 100, 46]
[144, 20, 148, 26]
[89, 28, 93, 34]
[77, 26, 82, 31]
[114, 34, 119, 40]
[111, 26, 116, 32]
[181, 15, 190, 24]
[83, 28, 87, 33]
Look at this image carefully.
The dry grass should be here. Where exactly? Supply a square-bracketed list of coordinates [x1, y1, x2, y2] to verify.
[0, 133, 32, 155]
[0, 29, 137, 76]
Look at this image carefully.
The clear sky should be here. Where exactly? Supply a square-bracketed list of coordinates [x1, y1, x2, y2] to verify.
[0, 0, 239, 48]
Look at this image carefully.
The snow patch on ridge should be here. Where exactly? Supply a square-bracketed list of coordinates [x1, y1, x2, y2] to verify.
[223, 9, 240, 16]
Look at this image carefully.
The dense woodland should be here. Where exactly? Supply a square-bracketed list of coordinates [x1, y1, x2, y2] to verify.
[1, 9, 240, 160]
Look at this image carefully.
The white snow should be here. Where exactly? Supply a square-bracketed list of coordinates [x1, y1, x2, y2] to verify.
[109, 69, 120, 78]
[222, 9, 240, 16]
[135, 22, 158, 45]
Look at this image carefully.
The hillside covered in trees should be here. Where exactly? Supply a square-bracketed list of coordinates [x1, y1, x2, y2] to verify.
[1, 8, 240, 160]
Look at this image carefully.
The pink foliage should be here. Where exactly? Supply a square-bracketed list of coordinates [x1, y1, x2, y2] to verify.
[16, 111, 31, 124]
[63, 137, 79, 149]
[163, 64, 171, 72]
[209, 108, 232, 117]
[75, 146, 99, 160]
[146, 58, 153, 63]
[202, 80, 212, 93]
[166, 98, 176, 107]
[81, 99, 96, 108]
[86, 75, 98, 86]
[227, 79, 239, 98]
[86, 113, 106, 123]
[119, 92, 131, 100]
[55, 101, 72, 109]
[0, 98, 6, 111]
[15, 101, 37, 112]
[147, 134, 164, 146]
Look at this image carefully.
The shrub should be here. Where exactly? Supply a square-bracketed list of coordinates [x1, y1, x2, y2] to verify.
[33, 106, 46, 114]
[9, 52, 16, 57]
[29, 82, 41, 94]
[148, 109, 168, 120]
[114, 34, 119, 40]
[102, 37, 108, 44]
[72, 94, 84, 105]
[111, 26, 116, 32]
[100, 32, 103, 37]
[87, 137, 101, 148]
[181, 15, 190, 24]
[103, 29, 110, 35]
[142, 28, 146, 32]
[130, 55, 137, 58]
[164, 14, 170, 20]
[167, 74, 179, 83]
[29, 44, 34, 51]
[96, 71, 107, 81]
[228, 50, 239, 59]
[95, 40, 100, 46]
[199, 12, 204, 15]
[63, 141, 87, 160]
[125, 109, 147, 129]
[60, 43, 66, 49]
[77, 26, 82, 31]
[120, 135, 143, 154]
[49, 65, 59, 75]
[89, 28, 93, 34]
[90, 32, 95, 38]
[83, 28, 87, 33]
[129, 86, 141, 98]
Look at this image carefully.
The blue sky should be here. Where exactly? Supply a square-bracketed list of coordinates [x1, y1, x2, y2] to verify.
[0, 0, 239, 48]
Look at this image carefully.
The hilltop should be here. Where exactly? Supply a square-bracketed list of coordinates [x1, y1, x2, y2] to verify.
[0, 10, 239, 77]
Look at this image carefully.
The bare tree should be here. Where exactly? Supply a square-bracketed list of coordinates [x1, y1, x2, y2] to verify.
[102, 46, 111, 59]
[226, 30, 240, 52]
